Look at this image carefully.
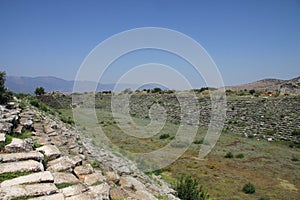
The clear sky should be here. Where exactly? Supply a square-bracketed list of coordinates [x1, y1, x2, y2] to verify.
[0, 0, 299, 87]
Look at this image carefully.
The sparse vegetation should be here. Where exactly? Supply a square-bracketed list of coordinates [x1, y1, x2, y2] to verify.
[55, 183, 75, 189]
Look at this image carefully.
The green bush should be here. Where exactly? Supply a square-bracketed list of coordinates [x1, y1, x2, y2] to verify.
[159, 133, 170, 139]
[30, 99, 40, 107]
[193, 139, 204, 144]
[176, 176, 210, 200]
[242, 182, 256, 194]
[236, 153, 245, 159]
[291, 129, 300, 136]
[225, 152, 234, 158]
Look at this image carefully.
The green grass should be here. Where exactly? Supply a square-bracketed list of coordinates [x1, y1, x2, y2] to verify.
[0, 134, 12, 148]
[55, 182, 75, 189]
[46, 95, 300, 200]
[0, 171, 31, 183]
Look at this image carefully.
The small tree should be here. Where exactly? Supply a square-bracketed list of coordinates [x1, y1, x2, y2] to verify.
[0, 71, 13, 104]
[34, 87, 45, 96]
[249, 89, 256, 95]
[176, 176, 210, 200]
[151, 87, 162, 93]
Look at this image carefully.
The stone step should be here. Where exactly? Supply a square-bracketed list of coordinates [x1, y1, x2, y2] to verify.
[4, 138, 33, 153]
[52, 172, 79, 184]
[0, 160, 44, 174]
[30, 193, 65, 200]
[0, 183, 58, 200]
[46, 156, 76, 172]
[0, 171, 54, 187]
[37, 145, 61, 161]
[60, 184, 87, 198]
[0, 151, 44, 163]
[65, 193, 92, 200]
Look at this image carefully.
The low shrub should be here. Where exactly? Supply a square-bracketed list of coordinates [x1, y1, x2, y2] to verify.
[224, 152, 234, 158]
[236, 153, 245, 159]
[242, 182, 256, 194]
[159, 133, 170, 139]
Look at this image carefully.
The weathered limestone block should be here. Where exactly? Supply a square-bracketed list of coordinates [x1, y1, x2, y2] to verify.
[52, 172, 79, 184]
[60, 184, 87, 197]
[83, 170, 106, 186]
[37, 145, 61, 161]
[0, 171, 54, 187]
[30, 193, 65, 200]
[46, 156, 75, 172]
[73, 164, 94, 180]
[0, 183, 57, 200]
[119, 176, 145, 191]
[0, 160, 44, 174]
[88, 183, 110, 199]
[5, 138, 33, 153]
[0, 151, 44, 162]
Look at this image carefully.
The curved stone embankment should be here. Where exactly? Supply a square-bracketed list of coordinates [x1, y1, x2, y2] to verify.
[0, 103, 179, 200]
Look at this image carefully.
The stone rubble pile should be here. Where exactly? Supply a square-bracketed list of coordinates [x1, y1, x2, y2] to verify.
[126, 94, 300, 142]
[0, 103, 179, 200]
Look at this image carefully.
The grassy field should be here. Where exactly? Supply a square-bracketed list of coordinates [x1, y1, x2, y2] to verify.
[59, 106, 300, 200]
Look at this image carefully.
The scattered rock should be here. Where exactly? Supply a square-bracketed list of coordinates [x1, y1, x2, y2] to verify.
[106, 171, 120, 184]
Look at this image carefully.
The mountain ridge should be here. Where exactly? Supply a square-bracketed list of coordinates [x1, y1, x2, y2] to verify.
[5, 75, 300, 94]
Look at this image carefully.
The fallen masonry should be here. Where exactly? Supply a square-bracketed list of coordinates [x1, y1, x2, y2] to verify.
[0, 103, 179, 199]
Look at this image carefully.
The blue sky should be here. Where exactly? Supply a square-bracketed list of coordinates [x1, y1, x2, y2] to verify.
[0, 0, 299, 87]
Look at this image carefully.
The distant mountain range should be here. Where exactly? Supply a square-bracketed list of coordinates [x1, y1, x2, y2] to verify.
[5, 76, 166, 94]
[5, 75, 300, 94]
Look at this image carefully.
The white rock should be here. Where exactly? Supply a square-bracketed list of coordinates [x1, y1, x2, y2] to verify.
[52, 172, 79, 184]
[0, 171, 54, 187]
[5, 138, 33, 153]
[0, 133, 5, 142]
[0, 183, 57, 199]
[61, 184, 86, 197]
[0, 160, 44, 174]
[37, 145, 61, 160]
[46, 156, 75, 172]
[0, 151, 44, 162]
[30, 193, 65, 200]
